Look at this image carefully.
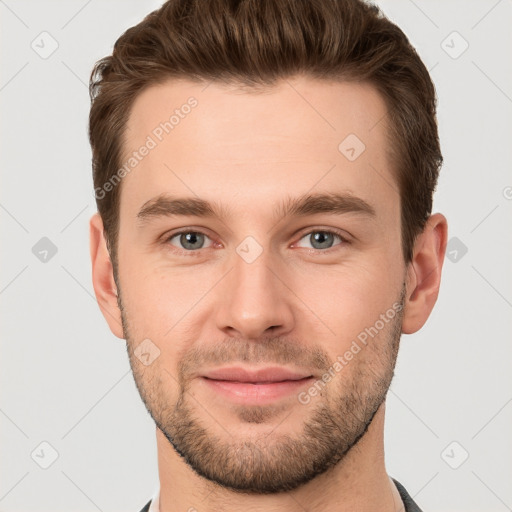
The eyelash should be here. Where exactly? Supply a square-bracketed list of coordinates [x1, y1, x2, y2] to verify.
[162, 228, 351, 256]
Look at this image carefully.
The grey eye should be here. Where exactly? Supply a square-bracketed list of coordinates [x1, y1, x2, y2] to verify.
[296, 231, 343, 250]
[169, 231, 212, 250]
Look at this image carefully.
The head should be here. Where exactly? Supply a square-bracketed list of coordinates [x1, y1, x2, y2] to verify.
[89, 0, 447, 495]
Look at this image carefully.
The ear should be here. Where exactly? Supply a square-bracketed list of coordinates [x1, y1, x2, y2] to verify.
[402, 213, 448, 334]
[89, 213, 125, 339]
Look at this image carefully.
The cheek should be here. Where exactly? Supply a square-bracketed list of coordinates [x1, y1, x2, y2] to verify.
[290, 260, 402, 351]
[117, 223, 189, 333]
[118, 256, 219, 348]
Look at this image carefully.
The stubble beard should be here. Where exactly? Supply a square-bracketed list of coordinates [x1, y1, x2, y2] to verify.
[120, 286, 405, 495]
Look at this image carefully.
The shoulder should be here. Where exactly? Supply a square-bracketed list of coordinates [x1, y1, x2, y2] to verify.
[392, 478, 424, 512]
[138, 499, 152, 512]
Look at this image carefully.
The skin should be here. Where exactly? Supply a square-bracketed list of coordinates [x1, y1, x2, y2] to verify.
[90, 75, 447, 511]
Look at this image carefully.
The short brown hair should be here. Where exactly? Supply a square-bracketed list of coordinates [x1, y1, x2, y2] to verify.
[89, 0, 442, 269]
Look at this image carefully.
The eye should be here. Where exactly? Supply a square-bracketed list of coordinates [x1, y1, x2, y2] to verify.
[295, 229, 348, 251]
[166, 230, 214, 251]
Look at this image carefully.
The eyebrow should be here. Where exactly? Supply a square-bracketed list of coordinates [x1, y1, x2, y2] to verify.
[136, 192, 376, 225]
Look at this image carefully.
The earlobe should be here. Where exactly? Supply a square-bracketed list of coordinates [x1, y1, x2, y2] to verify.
[402, 213, 448, 334]
[89, 213, 125, 339]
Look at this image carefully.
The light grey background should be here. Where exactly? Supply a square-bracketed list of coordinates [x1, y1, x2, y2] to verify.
[1, 1, 511, 511]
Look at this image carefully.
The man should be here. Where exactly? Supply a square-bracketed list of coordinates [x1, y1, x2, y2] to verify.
[88, 0, 447, 510]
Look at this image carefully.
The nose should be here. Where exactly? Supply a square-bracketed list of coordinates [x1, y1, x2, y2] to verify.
[214, 246, 295, 340]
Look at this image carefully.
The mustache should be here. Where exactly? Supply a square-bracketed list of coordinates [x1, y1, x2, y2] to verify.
[178, 336, 331, 377]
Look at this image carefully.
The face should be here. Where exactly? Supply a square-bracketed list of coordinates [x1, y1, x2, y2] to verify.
[115, 75, 408, 493]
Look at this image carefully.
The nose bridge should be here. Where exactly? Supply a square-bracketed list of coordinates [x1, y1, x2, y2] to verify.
[215, 239, 294, 339]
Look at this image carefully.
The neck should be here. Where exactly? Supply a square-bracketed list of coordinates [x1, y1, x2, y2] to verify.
[155, 401, 403, 512]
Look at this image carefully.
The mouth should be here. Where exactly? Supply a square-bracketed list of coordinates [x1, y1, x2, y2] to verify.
[199, 366, 315, 404]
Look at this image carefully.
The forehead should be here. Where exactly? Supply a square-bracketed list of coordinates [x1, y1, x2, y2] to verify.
[119, 75, 398, 226]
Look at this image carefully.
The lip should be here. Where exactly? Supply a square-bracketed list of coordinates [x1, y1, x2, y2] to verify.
[202, 366, 313, 383]
[199, 366, 315, 405]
